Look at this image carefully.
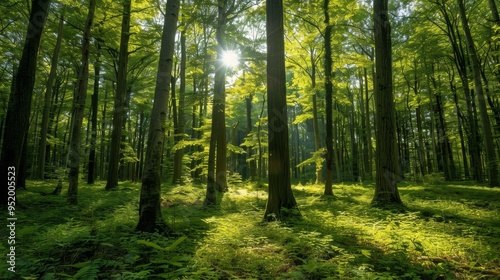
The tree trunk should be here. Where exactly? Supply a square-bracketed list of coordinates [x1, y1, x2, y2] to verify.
[0, 0, 51, 207]
[264, 0, 299, 221]
[88, 42, 101, 184]
[323, 0, 334, 196]
[172, 29, 186, 184]
[37, 13, 63, 179]
[67, 0, 96, 205]
[106, 0, 131, 190]
[372, 0, 402, 205]
[458, 0, 499, 187]
[136, 0, 179, 233]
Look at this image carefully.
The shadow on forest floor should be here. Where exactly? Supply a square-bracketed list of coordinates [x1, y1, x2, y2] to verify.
[4, 180, 500, 279]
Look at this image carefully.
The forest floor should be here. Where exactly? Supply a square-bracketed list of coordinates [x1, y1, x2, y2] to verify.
[1, 179, 500, 279]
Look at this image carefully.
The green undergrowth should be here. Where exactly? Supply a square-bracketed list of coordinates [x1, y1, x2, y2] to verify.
[1, 179, 499, 279]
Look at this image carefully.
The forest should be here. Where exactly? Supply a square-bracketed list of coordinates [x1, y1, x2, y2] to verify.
[1, 0, 500, 279]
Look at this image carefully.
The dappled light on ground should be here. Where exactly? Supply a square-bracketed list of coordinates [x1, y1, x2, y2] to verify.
[3, 180, 499, 279]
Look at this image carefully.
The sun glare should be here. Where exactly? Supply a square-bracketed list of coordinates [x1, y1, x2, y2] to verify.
[222, 50, 239, 68]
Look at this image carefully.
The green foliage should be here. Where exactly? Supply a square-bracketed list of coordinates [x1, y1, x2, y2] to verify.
[8, 180, 500, 279]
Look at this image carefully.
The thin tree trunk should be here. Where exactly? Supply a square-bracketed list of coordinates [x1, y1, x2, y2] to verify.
[88, 42, 101, 184]
[37, 14, 64, 179]
[106, 0, 131, 190]
[323, 0, 334, 196]
[458, 0, 499, 187]
[67, 0, 96, 204]
[136, 0, 179, 233]
[173, 29, 186, 184]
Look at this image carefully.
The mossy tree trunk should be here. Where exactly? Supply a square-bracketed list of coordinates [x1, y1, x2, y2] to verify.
[136, 0, 180, 233]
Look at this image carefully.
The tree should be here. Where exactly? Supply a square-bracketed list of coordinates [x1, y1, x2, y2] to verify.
[37, 13, 64, 179]
[263, 0, 299, 220]
[106, 0, 132, 190]
[457, 0, 499, 187]
[136, 0, 180, 233]
[1, 0, 51, 206]
[323, 0, 334, 196]
[371, 0, 402, 205]
[67, 0, 96, 205]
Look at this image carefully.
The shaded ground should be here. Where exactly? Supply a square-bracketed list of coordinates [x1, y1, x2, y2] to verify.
[1, 180, 499, 279]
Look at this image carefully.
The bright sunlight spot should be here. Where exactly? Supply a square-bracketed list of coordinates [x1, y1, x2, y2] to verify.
[222, 50, 239, 68]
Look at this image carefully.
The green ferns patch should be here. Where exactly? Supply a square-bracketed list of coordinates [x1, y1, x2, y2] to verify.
[2, 180, 500, 279]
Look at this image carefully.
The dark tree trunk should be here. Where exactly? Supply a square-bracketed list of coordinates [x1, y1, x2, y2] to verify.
[246, 93, 257, 179]
[37, 13, 63, 179]
[0, 0, 51, 207]
[264, 0, 299, 220]
[323, 0, 334, 196]
[106, 0, 131, 190]
[136, 0, 179, 233]
[172, 29, 186, 184]
[88, 42, 101, 184]
[372, 0, 402, 205]
[67, 0, 96, 205]
[458, 0, 499, 187]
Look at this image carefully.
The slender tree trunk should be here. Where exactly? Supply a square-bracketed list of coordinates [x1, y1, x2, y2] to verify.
[458, 0, 499, 187]
[136, 0, 179, 233]
[37, 14, 63, 179]
[67, 0, 95, 204]
[1, 0, 51, 207]
[372, 0, 402, 205]
[323, 0, 334, 196]
[172, 29, 186, 184]
[264, 0, 299, 220]
[88, 43, 101, 184]
[246, 93, 257, 179]
[106, 0, 131, 190]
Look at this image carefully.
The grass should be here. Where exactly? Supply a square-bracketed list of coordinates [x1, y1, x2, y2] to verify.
[1, 179, 499, 279]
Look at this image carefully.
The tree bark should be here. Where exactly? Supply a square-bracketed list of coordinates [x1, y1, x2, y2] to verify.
[172, 29, 186, 184]
[88, 42, 101, 184]
[458, 0, 499, 187]
[67, 0, 96, 205]
[264, 0, 299, 220]
[106, 0, 131, 190]
[136, 0, 179, 233]
[37, 13, 63, 179]
[323, 0, 334, 196]
[0, 0, 51, 207]
[372, 0, 402, 205]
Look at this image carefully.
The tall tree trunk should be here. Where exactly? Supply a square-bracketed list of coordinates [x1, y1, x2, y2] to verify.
[88, 42, 101, 184]
[364, 68, 373, 179]
[136, 0, 179, 233]
[246, 93, 257, 179]
[0, 0, 51, 207]
[214, 0, 228, 192]
[172, 29, 186, 184]
[37, 13, 63, 179]
[106, 0, 131, 190]
[372, 0, 402, 205]
[310, 53, 322, 183]
[323, 0, 334, 196]
[67, 0, 96, 204]
[458, 0, 499, 187]
[264, 0, 299, 220]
